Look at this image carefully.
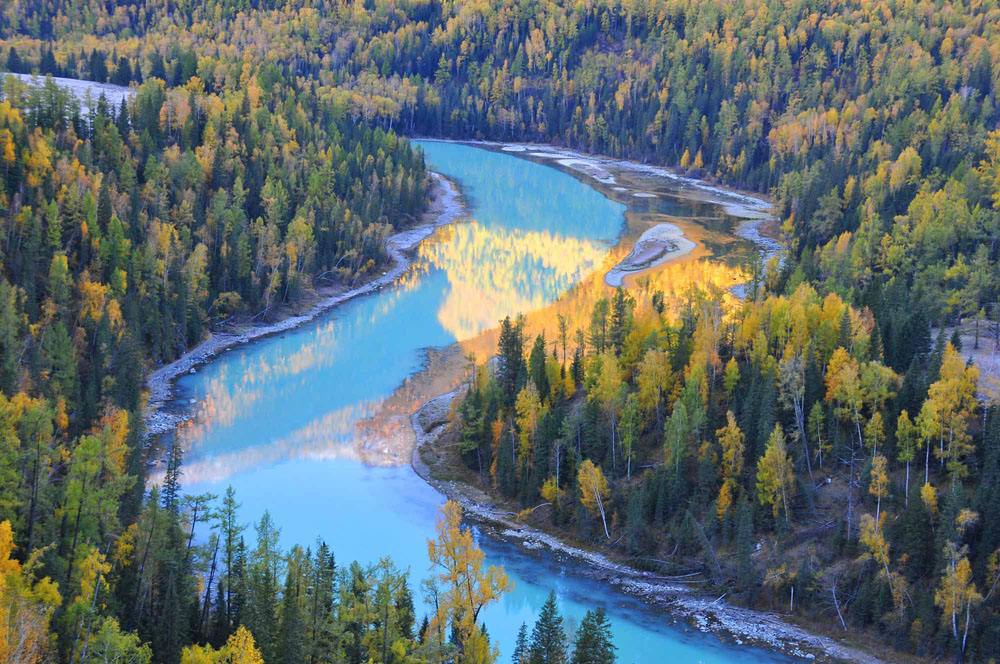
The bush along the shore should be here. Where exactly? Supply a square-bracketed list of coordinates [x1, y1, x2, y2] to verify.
[453, 284, 1000, 662]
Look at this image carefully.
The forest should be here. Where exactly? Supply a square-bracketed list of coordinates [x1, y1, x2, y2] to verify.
[0, 0, 999, 662]
[455, 285, 999, 661]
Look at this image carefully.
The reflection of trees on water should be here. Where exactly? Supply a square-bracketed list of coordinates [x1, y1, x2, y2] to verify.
[155, 401, 377, 486]
[419, 221, 611, 341]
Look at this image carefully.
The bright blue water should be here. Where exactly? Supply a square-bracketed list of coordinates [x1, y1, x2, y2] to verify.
[173, 141, 795, 663]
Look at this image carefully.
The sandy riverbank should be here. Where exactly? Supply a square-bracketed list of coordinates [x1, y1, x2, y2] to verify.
[410, 393, 885, 664]
[143, 172, 463, 437]
[605, 223, 697, 287]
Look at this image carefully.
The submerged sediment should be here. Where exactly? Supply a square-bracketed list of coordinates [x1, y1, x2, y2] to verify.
[604, 222, 697, 286]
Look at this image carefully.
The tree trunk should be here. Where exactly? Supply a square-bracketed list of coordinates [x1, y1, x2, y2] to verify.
[130, 510, 157, 629]
[925, 443, 930, 485]
[796, 399, 814, 484]
[65, 474, 88, 590]
[595, 490, 610, 539]
[25, 435, 43, 554]
[199, 538, 219, 639]
[905, 461, 910, 505]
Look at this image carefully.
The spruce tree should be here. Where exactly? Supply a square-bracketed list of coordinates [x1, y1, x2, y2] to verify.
[528, 591, 567, 664]
[529, 333, 549, 399]
[570, 608, 616, 664]
[609, 287, 634, 357]
[278, 548, 306, 664]
[498, 316, 524, 408]
[512, 622, 529, 664]
[6, 46, 23, 73]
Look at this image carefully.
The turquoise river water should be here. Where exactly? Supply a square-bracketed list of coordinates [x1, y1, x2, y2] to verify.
[169, 141, 795, 663]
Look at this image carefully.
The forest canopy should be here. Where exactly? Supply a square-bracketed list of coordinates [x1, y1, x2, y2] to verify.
[1, 0, 999, 663]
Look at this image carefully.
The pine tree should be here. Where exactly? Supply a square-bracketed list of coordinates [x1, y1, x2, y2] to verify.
[512, 622, 529, 664]
[246, 511, 282, 663]
[0, 280, 21, 395]
[529, 333, 550, 400]
[6, 47, 23, 73]
[528, 592, 567, 664]
[570, 608, 616, 664]
[608, 288, 633, 357]
[217, 485, 246, 640]
[278, 547, 306, 664]
[498, 316, 524, 408]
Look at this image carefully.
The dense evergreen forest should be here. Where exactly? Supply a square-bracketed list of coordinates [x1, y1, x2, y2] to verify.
[1, 0, 999, 662]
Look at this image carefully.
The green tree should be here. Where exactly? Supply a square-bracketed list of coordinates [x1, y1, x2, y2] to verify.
[570, 608, 616, 664]
[528, 592, 567, 664]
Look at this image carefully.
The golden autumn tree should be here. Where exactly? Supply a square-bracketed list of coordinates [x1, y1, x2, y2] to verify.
[181, 625, 263, 664]
[715, 411, 745, 519]
[869, 455, 889, 523]
[221, 626, 265, 664]
[756, 423, 794, 525]
[181, 643, 220, 664]
[514, 383, 543, 478]
[858, 509, 912, 619]
[0, 520, 62, 664]
[921, 482, 939, 521]
[825, 347, 865, 445]
[427, 501, 511, 663]
[722, 356, 740, 406]
[921, 343, 979, 488]
[935, 543, 982, 655]
[636, 348, 672, 427]
[895, 410, 918, 503]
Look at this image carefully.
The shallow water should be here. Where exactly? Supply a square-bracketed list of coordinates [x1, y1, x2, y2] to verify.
[173, 141, 793, 662]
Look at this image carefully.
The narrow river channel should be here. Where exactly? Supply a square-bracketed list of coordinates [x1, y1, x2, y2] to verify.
[166, 141, 794, 663]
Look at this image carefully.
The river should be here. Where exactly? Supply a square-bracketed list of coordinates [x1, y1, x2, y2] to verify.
[160, 140, 793, 663]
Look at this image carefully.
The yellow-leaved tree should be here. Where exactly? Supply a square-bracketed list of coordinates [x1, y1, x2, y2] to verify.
[180, 625, 263, 664]
[935, 543, 982, 655]
[636, 348, 672, 426]
[921, 343, 979, 488]
[514, 383, 543, 478]
[0, 520, 62, 664]
[427, 500, 511, 664]
[756, 423, 794, 525]
[895, 410, 918, 503]
[715, 411, 745, 519]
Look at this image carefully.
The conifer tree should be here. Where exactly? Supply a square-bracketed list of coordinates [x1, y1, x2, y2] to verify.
[528, 592, 567, 664]
[570, 608, 616, 664]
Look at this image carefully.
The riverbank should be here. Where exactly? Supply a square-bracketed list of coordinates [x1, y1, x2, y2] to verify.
[143, 172, 464, 437]
[410, 392, 886, 664]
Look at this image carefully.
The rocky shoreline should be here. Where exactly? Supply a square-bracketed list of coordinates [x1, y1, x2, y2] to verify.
[409, 393, 885, 664]
[143, 172, 463, 437]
